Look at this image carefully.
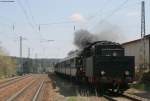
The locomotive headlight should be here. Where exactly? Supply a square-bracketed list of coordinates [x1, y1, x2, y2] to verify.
[125, 71, 129, 75]
[101, 71, 105, 75]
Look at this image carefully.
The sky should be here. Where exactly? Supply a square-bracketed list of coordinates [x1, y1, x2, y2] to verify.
[0, 0, 150, 58]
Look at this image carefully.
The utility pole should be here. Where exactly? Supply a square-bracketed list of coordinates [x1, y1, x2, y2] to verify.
[74, 25, 76, 31]
[34, 53, 38, 73]
[28, 48, 30, 58]
[19, 36, 23, 74]
[19, 36, 27, 74]
[40, 39, 54, 73]
[141, 1, 145, 38]
[141, 1, 146, 70]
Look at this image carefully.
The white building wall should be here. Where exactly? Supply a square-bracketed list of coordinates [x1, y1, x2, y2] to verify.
[122, 38, 149, 69]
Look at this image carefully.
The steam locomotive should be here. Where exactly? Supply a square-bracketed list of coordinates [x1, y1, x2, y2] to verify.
[54, 41, 135, 93]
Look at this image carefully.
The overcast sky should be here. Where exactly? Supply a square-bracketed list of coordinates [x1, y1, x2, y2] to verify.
[0, 0, 150, 58]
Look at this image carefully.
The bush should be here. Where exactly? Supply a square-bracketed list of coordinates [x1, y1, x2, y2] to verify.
[130, 83, 145, 90]
[0, 48, 17, 78]
[141, 71, 150, 84]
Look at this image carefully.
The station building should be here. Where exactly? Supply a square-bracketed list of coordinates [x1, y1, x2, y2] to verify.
[122, 34, 150, 71]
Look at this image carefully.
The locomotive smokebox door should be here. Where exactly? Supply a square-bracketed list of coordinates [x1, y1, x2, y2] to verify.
[85, 56, 93, 77]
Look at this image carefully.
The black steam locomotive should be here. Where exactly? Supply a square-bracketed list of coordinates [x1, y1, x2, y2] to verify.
[54, 41, 135, 93]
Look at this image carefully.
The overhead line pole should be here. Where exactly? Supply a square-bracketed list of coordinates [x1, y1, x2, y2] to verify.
[19, 36, 27, 74]
[20, 36, 23, 74]
[28, 48, 30, 58]
[141, 1, 147, 69]
[141, 1, 146, 38]
[141, 1, 146, 70]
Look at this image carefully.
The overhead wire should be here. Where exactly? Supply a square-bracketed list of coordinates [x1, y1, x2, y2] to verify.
[89, 0, 129, 30]
[16, 0, 35, 29]
[86, 0, 112, 21]
[38, 21, 75, 32]
[25, 0, 37, 25]
[16, 0, 42, 44]
[0, 1, 15, 31]
[18, 0, 49, 47]
[39, 21, 74, 26]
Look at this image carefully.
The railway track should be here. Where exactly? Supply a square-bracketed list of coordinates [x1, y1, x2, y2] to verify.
[32, 80, 44, 101]
[6, 79, 36, 101]
[103, 93, 146, 101]
[0, 75, 31, 89]
[6, 78, 44, 101]
[0, 77, 19, 84]
[123, 93, 150, 101]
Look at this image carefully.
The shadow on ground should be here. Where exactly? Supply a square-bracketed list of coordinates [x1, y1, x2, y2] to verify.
[134, 92, 150, 99]
[48, 73, 99, 97]
[134, 84, 150, 99]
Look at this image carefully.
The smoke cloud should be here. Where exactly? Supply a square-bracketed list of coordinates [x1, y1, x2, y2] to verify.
[74, 26, 123, 49]
[74, 30, 97, 49]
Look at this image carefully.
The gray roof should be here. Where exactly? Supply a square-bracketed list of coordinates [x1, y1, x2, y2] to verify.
[122, 34, 150, 45]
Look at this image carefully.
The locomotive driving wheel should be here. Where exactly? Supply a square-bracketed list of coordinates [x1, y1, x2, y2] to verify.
[112, 82, 121, 93]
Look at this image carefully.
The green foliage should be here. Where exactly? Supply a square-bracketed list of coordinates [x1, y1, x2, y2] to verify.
[23, 59, 33, 73]
[130, 83, 145, 90]
[130, 82, 150, 91]
[141, 71, 150, 84]
[67, 97, 77, 101]
[0, 48, 17, 78]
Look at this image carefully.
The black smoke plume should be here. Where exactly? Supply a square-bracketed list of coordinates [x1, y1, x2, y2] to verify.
[74, 29, 97, 49]
[74, 27, 123, 49]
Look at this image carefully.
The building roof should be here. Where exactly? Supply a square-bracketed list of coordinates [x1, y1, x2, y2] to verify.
[122, 34, 150, 45]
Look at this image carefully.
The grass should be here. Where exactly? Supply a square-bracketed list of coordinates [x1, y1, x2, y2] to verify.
[67, 96, 89, 101]
[67, 97, 77, 101]
[66, 89, 100, 101]
[130, 83, 150, 91]
[130, 83, 145, 90]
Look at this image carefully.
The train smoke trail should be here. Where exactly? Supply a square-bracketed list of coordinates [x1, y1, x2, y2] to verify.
[74, 29, 97, 49]
[74, 27, 123, 49]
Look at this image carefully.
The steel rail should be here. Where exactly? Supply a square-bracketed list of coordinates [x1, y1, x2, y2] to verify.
[103, 95, 116, 101]
[123, 93, 150, 101]
[103, 94, 143, 101]
[0, 77, 19, 84]
[0, 75, 31, 85]
[0, 75, 31, 89]
[32, 80, 44, 101]
[6, 79, 35, 101]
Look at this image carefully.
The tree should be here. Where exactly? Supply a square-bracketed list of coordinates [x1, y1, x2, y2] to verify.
[23, 59, 33, 73]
